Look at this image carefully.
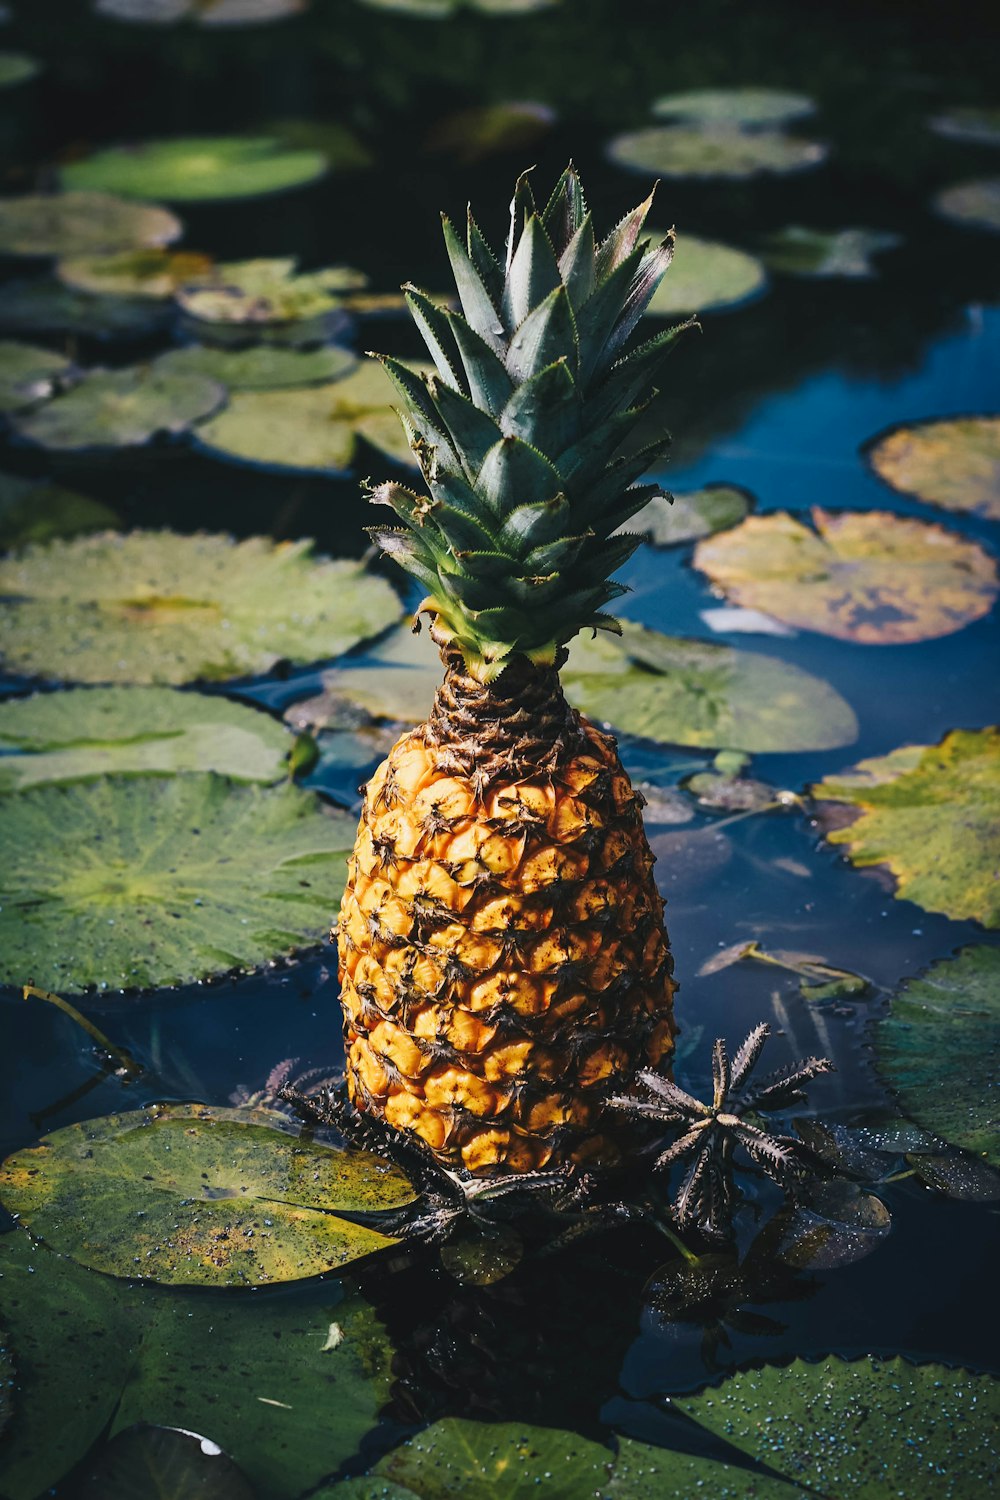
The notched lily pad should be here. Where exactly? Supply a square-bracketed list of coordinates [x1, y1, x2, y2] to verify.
[0, 339, 75, 413]
[760, 225, 901, 278]
[623, 484, 754, 546]
[934, 176, 1000, 232]
[645, 231, 766, 314]
[929, 106, 1000, 148]
[694, 507, 998, 644]
[58, 248, 215, 300]
[372, 1419, 613, 1498]
[154, 342, 356, 390]
[175, 257, 366, 327]
[0, 192, 181, 258]
[0, 530, 402, 684]
[812, 728, 1000, 927]
[652, 87, 816, 127]
[11, 364, 225, 451]
[607, 124, 827, 180]
[62, 136, 329, 202]
[0, 773, 356, 990]
[866, 415, 1000, 521]
[0, 279, 171, 340]
[876, 946, 1000, 1165]
[0, 1102, 414, 1282]
[0, 471, 119, 548]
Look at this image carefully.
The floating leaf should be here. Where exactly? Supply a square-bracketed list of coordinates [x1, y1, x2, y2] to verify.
[623, 484, 753, 546]
[673, 1355, 1000, 1496]
[96, 0, 306, 20]
[0, 1102, 415, 1281]
[0, 774, 355, 990]
[0, 339, 75, 413]
[607, 125, 827, 181]
[652, 87, 816, 127]
[0, 278, 171, 339]
[95, 0, 191, 17]
[684, 769, 777, 812]
[424, 101, 556, 163]
[694, 507, 998, 644]
[773, 1181, 891, 1269]
[79, 1425, 255, 1500]
[813, 729, 1000, 926]
[356, 0, 558, 12]
[929, 106, 1000, 148]
[0, 192, 181, 258]
[62, 136, 329, 202]
[0, 531, 402, 684]
[439, 1224, 523, 1285]
[57, 247, 215, 299]
[175, 258, 366, 327]
[0, 471, 119, 547]
[645, 231, 766, 315]
[0, 685, 292, 790]
[372, 1419, 614, 1498]
[11, 364, 225, 451]
[876, 946, 1000, 1164]
[866, 415, 1000, 521]
[0, 50, 40, 88]
[605, 1437, 794, 1498]
[934, 176, 1000, 232]
[909, 1153, 1000, 1200]
[195, 359, 420, 474]
[154, 342, 356, 390]
[760, 225, 901, 278]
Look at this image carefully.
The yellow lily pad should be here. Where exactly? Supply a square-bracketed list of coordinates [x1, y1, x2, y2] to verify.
[645, 230, 766, 315]
[867, 415, 1000, 521]
[57, 247, 215, 299]
[694, 507, 998, 644]
[812, 727, 1000, 927]
[934, 176, 1000, 233]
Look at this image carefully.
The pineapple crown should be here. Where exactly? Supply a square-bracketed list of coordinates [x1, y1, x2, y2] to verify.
[369, 164, 695, 682]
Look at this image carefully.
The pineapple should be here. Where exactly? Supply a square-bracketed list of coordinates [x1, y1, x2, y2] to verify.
[338, 166, 693, 1175]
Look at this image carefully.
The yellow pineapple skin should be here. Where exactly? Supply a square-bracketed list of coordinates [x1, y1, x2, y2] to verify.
[337, 713, 676, 1175]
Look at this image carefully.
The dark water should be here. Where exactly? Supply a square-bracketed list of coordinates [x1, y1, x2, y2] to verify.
[2, 0, 999, 1492]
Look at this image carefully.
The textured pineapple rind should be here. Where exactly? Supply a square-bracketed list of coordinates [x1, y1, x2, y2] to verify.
[337, 716, 675, 1175]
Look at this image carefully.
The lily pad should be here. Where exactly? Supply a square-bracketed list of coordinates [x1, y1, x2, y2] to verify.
[0, 51, 40, 88]
[624, 484, 754, 546]
[194, 359, 419, 474]
[606, 1437, 794, 1498]
[96, 0, 306, 21]
[154, 342, 356, 390]
[929, 106, 1000, 148]
[0, 471, 118, 547]
[79, 1426, 255, 1500]
[424, 101, 556, 163]
[0, 192, 181, 259]
[62, 136, 329, 203]
[693, 507, 998, 644]
[0, 530, 402, 684]
[866, 415, 1000, 521]
[0, 339, 75, 413]
[0, 686, 292, 790]
[11, 364, 225, 451]
[812, 728, 1000, 927]
[652, 87, 816, 127]
[356, 0, 557, 12]
[607, 124, 827, 180]
[645, 231, 766, 315]
[760, 225, 901, 278]
[0, 1102, 414, 1281]
[372, 1419, 614, 1498]
[876, 946, 1000, 1165]
[95, 0, 191, 17]
[57, 247, 215, 299]
[175, 258, 366, 327]
[674, 1355, 1000, 1496]
[934, 176, 1000, 232]
[0, 278, 171, 340]
[0, 773, 356, 990]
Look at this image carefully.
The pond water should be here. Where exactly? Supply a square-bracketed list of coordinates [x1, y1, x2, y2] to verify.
[1, 1, 999, 1496]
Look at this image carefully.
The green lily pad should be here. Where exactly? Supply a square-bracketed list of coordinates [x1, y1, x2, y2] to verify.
[934, 176, 1000, 232]
[812, 727, 1000, 927]
[607, 124, 827, 180]
[62, 136, 329, 203]
[154, 342, 356, 390]
[96, 0, 306, 21]
[0, 685, 292, 790]
[356, 0, 557, 12]
[57, 247, 215, 299]
[175, 257, 366, 326]
[11, 364, 225, 451]
[79, 1426, 256, 1500]
[0, 530, 402, 684]
[0, 338, 75, 413]
[372, 1419, 614, 1497]
[194, 358, 419, 474]
[645, 230, 766, 315]
[0, 193, 181, 259]
[625, 485, 754, 546]
[0, 278, 171, 340]
[0, 773, 356, 990]
[0, 471, 118, 547]
[694, 507, 998, 644]
[0, 51, 40, 88]
[606, 1438, 793, 1497]
[876, 947, 1000, 1165]
[0, 1102, 414, 1281]
[424, 101, 556, 163]
[760, 225, 902, 278]
[95, 0, 191, 17]
[867, 415, 1000, 521]
[929, 106, 1000, 148]
[674, 1355, 1000, 1496]
[652, 87, 815, 127]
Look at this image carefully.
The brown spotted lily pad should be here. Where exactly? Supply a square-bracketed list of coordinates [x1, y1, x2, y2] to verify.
[694, 507, 998, 643]
[57, 247, 215, 300]
[812, 727, 1000, 927]
[867, 415, 1000, 521]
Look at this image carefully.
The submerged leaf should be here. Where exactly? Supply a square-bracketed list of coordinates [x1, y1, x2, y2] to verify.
[424, 101, 556, 163]
[0, 471, 118, 547]
[154, 342, 356, 389]
[774, 1181, 891, 1269]
[623, 485, 754, 546]
[79, 1425, 255, 1500]
[11, 364, 225, 451]
[0, 279, 171, 339]
[62, 136, 329, 202]
[652, 87, 816, 126]
[0, 1102, 415, 1282]
[934, 176, 1000, 233]
[0, 192, 181, 258]
[0, 530, 401, 684]
[645, 231, 766, 314]
[867, 415, 1000, 521]
[760, 225, 901, 278]
[608, 124, 827, 181]
[813, 730, 1000, 927]
[694, 507, 998, 643]
[0, 774, 355, 990]
[0, 339, 75, 413]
